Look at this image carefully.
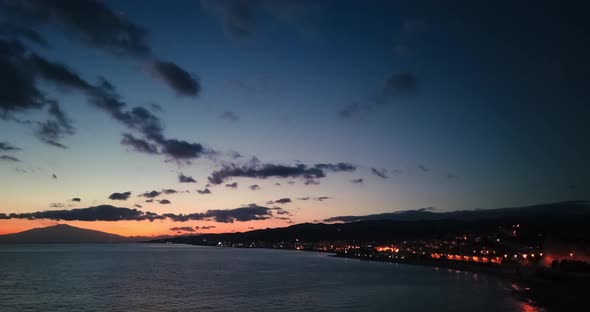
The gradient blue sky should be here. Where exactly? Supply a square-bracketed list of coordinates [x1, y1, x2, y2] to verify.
[1, 0, 588, 235]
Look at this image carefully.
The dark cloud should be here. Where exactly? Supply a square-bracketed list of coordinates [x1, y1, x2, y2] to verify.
[351, 178, 364, 184]
[1, 3, 209, 154]
[304, 179, 320, 185]
[4, 0, 203, 96]
[0, 23, 49, 47]
[208, 160, 356, 185]
[371, 168, 388, 179]
[35, 119, 69, 148]
[200, 0, 316, 40]
[157, 138, 210, 160]
[338, 102, 363, 119]
[29, 53, 92, 90]
[0, 155, 20, 162]
[109, 191, 131, 201]
[5, 0, 150, 57]
[0, 38, 47, 113]
[170, 226, 195, 233]
[165, 205, 276, 223]
[0, 142, 21, 151]
[159, 199, 171, 204]
[120, 134, 159, 154]
[382, 72, 419, 96]
[296, 196, 329, 201]
[418, 165, 429, 172]
[274, 198, 291, 204]
[178, 173, 197, 183]
[225, 182, 238, 189]
[197, 188, 212, 195]
[0, 205, 164, 222]
[338, 72, 420, 118]
[71, 198, 81, 202]
[51, 174, 57, 179]
[162, 189, 177, 195]
[150, 60, 200, 96]
[88, 80, 212, 160]
[446, 173, 459, 180]
[220, 111, 239, 122]
[140, 190, 161, 198]
[249, 184, 261, 191]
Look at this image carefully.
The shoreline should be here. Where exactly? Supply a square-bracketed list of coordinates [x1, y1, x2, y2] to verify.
[152, 242, 588, 312]
[329, 252, 588, 312]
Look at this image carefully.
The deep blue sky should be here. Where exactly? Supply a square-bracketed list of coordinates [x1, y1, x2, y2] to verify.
[0, 0, 588, 235]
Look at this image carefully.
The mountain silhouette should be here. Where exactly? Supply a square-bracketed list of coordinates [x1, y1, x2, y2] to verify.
[0, 224, 159, 243]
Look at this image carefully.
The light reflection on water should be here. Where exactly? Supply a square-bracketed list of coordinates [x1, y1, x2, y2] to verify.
[0, 244, 542, 312]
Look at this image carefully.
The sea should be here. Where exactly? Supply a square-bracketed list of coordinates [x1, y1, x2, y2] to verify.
[0, 244, 543, 312]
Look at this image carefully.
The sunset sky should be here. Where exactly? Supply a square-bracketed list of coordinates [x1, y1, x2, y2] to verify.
[1, 0, 588, 236]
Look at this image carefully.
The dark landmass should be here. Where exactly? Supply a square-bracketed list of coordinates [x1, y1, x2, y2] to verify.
[148, 201, 589, 245]
[148, 200, 590, 312]
[0, 224, 168, 243]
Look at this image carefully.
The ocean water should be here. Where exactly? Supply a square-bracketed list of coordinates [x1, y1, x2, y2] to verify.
[0, 244, 541, 312]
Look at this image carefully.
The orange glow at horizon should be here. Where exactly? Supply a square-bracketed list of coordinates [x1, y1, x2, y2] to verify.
[0, 218, 291, 237]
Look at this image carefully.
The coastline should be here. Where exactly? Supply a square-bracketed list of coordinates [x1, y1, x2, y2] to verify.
[330, 252, 588, 312]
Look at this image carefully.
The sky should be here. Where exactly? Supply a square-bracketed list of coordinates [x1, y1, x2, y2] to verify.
[0, 0, 589, 236]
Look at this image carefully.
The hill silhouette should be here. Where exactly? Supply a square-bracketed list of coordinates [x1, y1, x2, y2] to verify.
[0, 224, 160, 243]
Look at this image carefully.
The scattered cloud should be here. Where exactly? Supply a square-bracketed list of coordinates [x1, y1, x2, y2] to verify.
[220, 111, 239, 122]
[371, 168, 388, 179]
[208, 159, 356, 185]
[134, 204, 142, 208]
[0, 142, 20, 151]
[0, 205, 164, 222]
[145, 199, 154, 203]
[4, 0, 200, 96]
[49, 203, 65, 208]
[225, 182, 238, 189]
[338, 72, 420, 118]
[418, 164, 429, 172]
[140, 190, 161, 198]
[197, 188, 212, 194]
[178, 173, 197, 183]
[315, 196, 330, 201]
[164, 205, 277, 223]
[351, 178, 363, 184]
[109, 192, 131, 201]
[0, 204, 294, 223]
[274, 198, 291, 204]
[159, 199, 171, 204]
[162, 189, 177, 195]
[200, 0, 316, 40]
[121, 134, 159, 154]
[0, 155, 20, 162]
[249, 184, 261, 191]
[150, 60, 200, 96]
[71, 198, 81, 202]
[51, 174, 57, 179]
[170, 226, 195, 233]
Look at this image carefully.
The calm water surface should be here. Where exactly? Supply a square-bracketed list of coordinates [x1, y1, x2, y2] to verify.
[0, 244, 542, 311]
